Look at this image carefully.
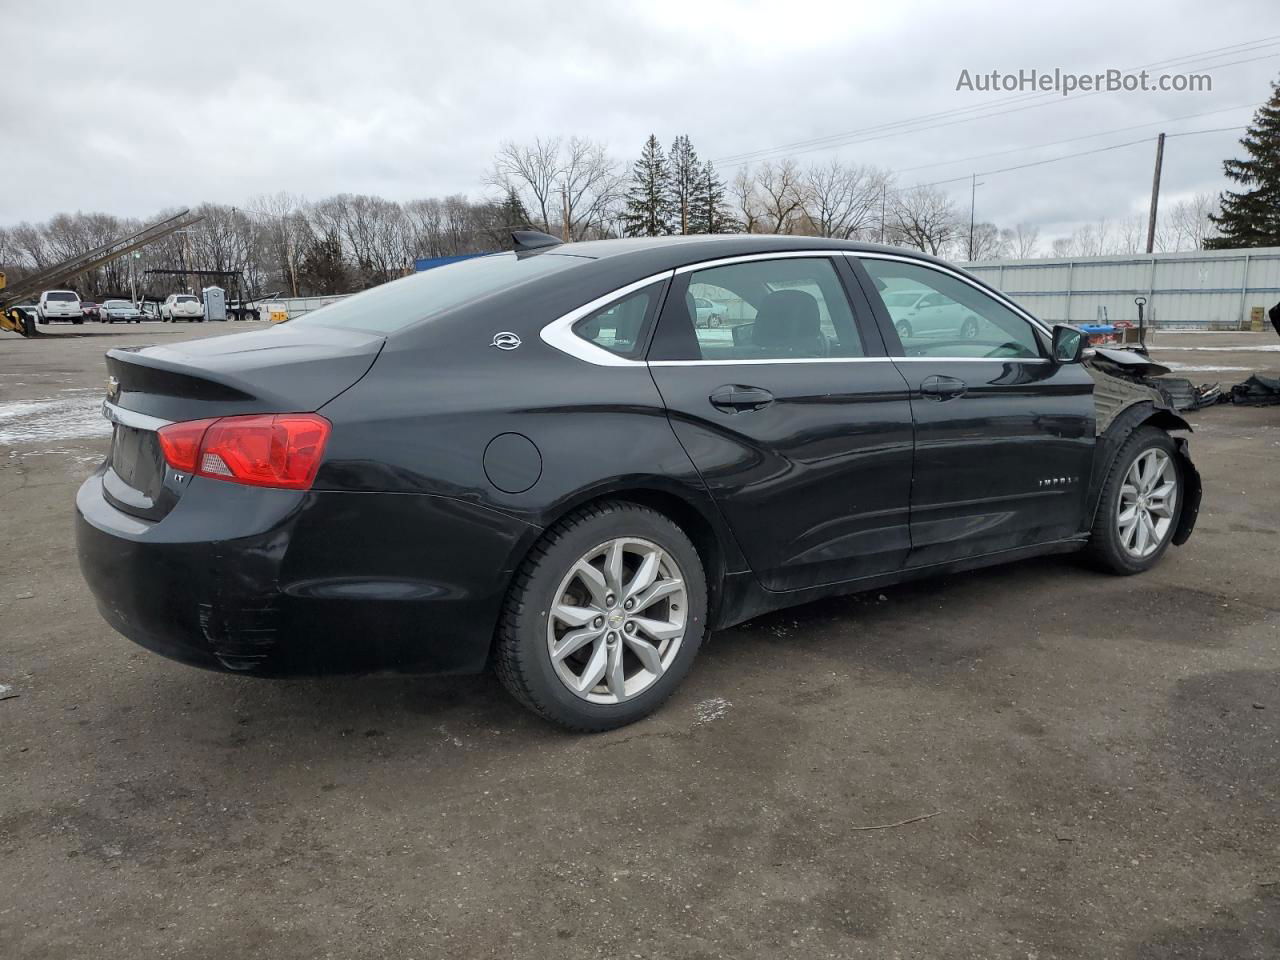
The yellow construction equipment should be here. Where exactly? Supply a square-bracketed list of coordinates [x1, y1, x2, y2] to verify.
[1, 211, 204, 338]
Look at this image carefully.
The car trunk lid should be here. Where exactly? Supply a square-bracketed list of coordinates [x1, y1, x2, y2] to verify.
[102, 324, 384, 520]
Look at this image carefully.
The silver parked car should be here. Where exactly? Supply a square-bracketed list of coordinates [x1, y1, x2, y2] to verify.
[881, 288, 985, 340]
[99, 299, 143, 324]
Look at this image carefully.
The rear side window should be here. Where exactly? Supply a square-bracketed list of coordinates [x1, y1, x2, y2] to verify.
[290, 252, 579, 334]
[650, 257, 864, 361]
[572, 285, 662, 360]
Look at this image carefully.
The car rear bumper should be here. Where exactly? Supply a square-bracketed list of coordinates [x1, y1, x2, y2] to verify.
[76, 469, 540, 676]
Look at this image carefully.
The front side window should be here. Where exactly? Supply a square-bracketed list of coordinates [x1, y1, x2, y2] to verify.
[572, 285, 661, 359]
[861, 258, 1043, 360]
[651, 257, 864, 361]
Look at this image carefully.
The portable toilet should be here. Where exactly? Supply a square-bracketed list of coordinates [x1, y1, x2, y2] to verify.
[203, 286, 227, 321]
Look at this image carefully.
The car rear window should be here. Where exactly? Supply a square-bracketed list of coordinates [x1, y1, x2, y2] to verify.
[47, 292, 78, 302]
[288, 253, 579, 334]
[176, 296, 198, 303]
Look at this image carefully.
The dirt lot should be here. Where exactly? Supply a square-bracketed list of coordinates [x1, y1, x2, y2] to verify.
[1, 322, 1278, 959]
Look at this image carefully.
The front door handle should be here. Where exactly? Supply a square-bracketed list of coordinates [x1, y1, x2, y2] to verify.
[920, 375, 967, 400]
[710, 384, 775, 413]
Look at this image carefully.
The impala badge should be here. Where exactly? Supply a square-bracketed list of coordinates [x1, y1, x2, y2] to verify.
[490, 332, 521, 351]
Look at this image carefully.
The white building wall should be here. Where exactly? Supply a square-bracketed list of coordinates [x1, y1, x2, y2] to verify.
[962, 247, 1280, 328]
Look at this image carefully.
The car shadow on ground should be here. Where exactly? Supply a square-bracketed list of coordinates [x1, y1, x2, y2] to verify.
[134, 552, 1106, 750]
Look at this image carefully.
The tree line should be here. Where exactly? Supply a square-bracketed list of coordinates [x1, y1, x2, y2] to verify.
[5, 93, 1276, 301]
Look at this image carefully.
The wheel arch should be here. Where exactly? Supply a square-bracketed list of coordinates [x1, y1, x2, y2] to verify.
[1084, 400, 1198, 539]
[500, 478, 745, 641]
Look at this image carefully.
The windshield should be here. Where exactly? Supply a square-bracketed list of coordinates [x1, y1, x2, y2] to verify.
[288, 253, 580, 334]
[104, 300, 130, 309]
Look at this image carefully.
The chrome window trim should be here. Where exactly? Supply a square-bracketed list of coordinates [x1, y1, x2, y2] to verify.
[847, 251, 1052, 336]
[102, 400, 171, 432]
[650, 357, 894, 367]
[539, 270, 674, 367]
[539, 248, 1055, 368]
[673, 249, 852, 275]
[649, 355, 1047, 367]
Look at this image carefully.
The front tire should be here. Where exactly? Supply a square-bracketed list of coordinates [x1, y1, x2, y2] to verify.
[494, 501, 708, 731]
[896, 319, 913, 340]
[1086, 426, 1181, 575]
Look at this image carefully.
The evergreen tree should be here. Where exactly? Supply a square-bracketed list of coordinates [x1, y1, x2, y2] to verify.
[621, 134, 674, 237]
[1207, 77, 1280, 249]
[668, 135, 701, 234]
[498, 187, 533, 232]
[689, 160, 734, 234]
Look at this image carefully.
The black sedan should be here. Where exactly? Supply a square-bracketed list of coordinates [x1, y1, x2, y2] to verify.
[76, 234, 1200, 730]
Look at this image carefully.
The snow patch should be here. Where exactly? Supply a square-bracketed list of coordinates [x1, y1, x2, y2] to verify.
[1161, 363, 1251, 372]
[0, 392, 111, 444]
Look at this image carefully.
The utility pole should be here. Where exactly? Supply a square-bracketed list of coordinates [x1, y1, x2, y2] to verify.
[1145, 132, 1166, 254]
[561, 184, 570, 243]
[879, 184, 887, 244]
[968, 173, 977, 261]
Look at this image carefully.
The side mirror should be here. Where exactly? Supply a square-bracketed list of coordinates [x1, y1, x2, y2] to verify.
[1052, 324, 1086, 364]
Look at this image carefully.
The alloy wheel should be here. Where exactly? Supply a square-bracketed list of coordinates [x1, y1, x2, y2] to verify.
[547, 537, 688, 704]
[1117, 448, 1177, 558]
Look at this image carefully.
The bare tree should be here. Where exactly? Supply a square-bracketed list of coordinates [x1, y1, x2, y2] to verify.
[890, 186, 961, 256]
[965, 222, 1007, 261]
[490, 137, 561, 234]
[560, 137, 624, 240]
[489, 136, 622, 241]
[730, 166, 763, 233]
[1166, 192, 1220, 250]
[754, 159, 806, 234]
[802, 160, 887, 239]
[1004, 223, 1040, 259]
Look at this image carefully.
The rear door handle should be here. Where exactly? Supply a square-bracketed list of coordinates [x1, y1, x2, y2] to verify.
[710, 384, 775, 412]
[920, 375, 967, 400]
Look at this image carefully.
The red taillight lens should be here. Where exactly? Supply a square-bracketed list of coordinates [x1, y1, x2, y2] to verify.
[157, 414, 330, 490]
[156, 419, 215, 473]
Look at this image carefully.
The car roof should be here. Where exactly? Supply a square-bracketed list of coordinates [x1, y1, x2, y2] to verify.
[540, 234, 953, 273]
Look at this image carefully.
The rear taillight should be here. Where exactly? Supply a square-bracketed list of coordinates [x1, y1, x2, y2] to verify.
[157, 414, 330, 490]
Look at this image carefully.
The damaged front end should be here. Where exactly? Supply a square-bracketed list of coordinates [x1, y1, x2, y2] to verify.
[1084, 348, 1202, 546]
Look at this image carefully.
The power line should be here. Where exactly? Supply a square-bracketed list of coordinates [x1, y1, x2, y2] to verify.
[906, 124, 1246, 191]
[713, 36, 1280, 165]
[891, 101, 1261, 177]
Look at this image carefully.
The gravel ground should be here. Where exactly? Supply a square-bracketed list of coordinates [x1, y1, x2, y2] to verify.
[1, 321, 1278, 959]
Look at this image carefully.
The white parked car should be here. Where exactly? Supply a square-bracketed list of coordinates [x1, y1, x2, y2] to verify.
[37, 290, 84, 324]
[100, 299, 143, 324]
[160, 294, 204, 322]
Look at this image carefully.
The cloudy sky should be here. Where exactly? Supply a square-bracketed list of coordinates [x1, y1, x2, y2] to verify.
[5, 0, 1279, 238]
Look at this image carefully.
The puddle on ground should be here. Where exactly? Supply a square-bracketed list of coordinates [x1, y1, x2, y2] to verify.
[0, 392, 112, 444]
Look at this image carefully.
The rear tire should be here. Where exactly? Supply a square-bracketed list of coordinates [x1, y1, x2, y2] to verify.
[494, 501, 708, 731]
[960, 317, 980, 339]
[1086, 426, 1181, 575]
[896, 319, 912, 339]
